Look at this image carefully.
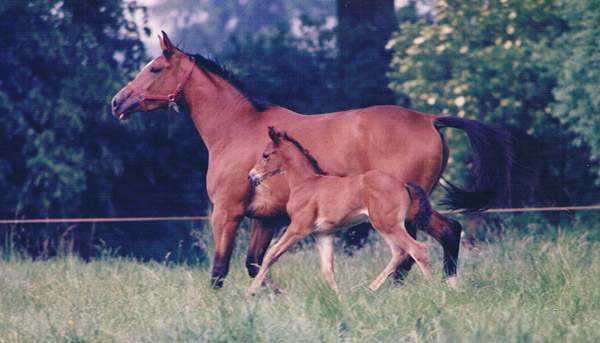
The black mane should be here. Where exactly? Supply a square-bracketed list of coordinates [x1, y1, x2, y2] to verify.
[187, 53, 271, 112]
[282, 133, 328, 176]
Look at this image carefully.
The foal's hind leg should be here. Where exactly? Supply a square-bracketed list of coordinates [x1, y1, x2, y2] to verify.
[394, 209, 462, 286]
[392, 225, 433, 279]
[368, 235, 408, 291]
[247, 224, 307, 296]
[371, 222, 432, 291]
[391, 219, 417, 283]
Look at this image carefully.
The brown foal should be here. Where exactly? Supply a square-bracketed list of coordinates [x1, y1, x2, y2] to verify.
[247, 127, 434, 295]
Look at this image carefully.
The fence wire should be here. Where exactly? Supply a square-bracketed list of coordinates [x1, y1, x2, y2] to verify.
[1, 205, 599, 224]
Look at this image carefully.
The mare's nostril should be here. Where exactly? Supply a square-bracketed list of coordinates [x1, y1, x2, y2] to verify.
[112, 99, 118, 108]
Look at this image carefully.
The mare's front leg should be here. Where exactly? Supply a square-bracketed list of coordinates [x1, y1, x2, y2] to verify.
[313, 233, 338, 292]
[210, 206, 244, 289]
[247, 223, 307, 296]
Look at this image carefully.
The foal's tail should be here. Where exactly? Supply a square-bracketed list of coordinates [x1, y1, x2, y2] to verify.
[434, 116, 514, 212]
[404, 182, 432, 232]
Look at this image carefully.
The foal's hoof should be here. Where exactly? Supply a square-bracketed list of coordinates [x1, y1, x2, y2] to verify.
[274, 288, 289, 295]
[446, 276, 457, 288]
[262, 277, 287, 295]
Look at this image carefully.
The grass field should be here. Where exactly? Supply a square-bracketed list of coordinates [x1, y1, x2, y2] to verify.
[1, 226, 599, 342]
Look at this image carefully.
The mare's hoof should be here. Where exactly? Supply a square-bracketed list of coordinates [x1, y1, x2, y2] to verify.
[211, 277, 224, 290]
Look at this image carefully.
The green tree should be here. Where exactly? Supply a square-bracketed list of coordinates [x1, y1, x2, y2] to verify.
[0, 0, 210, 260]
[0, 0, 147, 220]
[388, 0, 599, 208]
[541, 0, 600, 185]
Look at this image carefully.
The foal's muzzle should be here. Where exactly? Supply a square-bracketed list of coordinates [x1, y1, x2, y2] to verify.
[248, 170, 261, 187]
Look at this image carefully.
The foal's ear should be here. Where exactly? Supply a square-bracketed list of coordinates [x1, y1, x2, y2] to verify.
[268, 126, 281, 145]
[159, 30, 175, 58]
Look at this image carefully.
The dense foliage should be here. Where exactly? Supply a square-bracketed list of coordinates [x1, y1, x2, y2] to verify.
[387, 0, 600, 208]
[0, 0, 145, 219]
[0, 0, 209, 258]
[543, 0, 600, 181]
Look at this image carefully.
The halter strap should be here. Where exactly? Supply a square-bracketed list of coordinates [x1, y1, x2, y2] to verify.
[127, 56, 195, 112]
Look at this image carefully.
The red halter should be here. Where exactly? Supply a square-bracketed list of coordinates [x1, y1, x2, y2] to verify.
[127, 56, 195, 113]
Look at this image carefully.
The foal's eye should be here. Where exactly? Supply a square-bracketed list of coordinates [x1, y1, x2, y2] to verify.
[263, 153, 270, 159]
[150, 67, 163, 74]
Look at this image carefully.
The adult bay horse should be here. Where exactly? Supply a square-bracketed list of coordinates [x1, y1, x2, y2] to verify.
[247, 127, 434, 295]
[111, 32, 513, 289]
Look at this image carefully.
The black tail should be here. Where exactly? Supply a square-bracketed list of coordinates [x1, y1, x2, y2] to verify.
[405, 182, 432, 231]
[434, 116, 514, 212]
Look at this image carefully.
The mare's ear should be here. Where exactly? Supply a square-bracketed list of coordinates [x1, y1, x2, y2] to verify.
[268, 126, 281, 146]
[159, 31, 175, 58]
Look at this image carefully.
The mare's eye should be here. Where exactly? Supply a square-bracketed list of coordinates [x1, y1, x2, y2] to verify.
[150, 67, 163, 74]
[263, 153, 270, 159]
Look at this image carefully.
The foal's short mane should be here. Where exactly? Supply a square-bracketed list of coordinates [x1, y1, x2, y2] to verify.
[186, 52, 271, 112]
[282, 133, 328, 176]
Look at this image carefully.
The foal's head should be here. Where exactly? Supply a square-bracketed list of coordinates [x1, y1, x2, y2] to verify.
[248, 127, 327, 187]
[248, 127, 287, 187]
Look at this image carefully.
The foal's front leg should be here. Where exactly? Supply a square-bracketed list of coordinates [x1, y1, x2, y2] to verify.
[246, 218, 286, 293]
[247, 224, 307, 296]
[246, 218, 279, 278]
[313, 233, 339, 292]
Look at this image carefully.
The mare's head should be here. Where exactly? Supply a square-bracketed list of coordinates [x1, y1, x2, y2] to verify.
[112, 31, 269, 121]
[111, 31, 195, 119]
[248, 127, 327, 187]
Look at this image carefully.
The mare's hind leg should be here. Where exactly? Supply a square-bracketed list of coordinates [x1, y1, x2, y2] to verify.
[394, 209, 462, 286]
[313, 233, 339, 292]
[246, 218, 279, 278]
[247, 223, 307, 296]
[246, 219, 287, 293]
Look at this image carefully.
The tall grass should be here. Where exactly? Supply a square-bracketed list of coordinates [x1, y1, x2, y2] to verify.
[1, 227, 599, 342]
